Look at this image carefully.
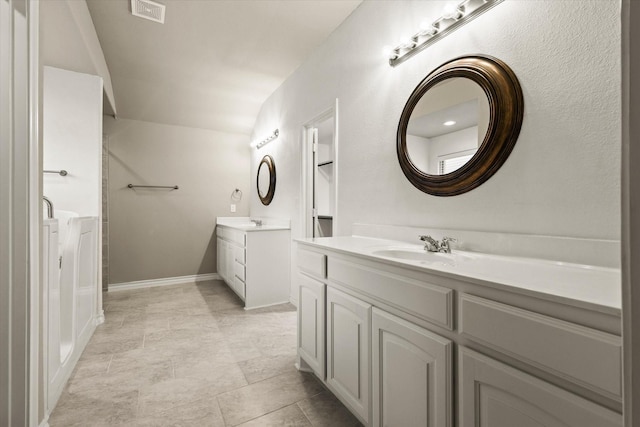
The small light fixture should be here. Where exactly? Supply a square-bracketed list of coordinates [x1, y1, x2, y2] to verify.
[444, 120, 456, 126]
[251, 129, 279, 149]
[387, 0, 504, 67]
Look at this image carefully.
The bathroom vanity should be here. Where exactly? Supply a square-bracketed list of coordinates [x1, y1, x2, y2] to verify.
[296, 232, 622, 426]
[216, 217, 290, 309]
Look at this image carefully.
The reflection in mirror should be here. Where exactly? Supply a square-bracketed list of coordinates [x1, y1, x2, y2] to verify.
[257, 155, 276, 205]
[406, 78, 490, 175]
[257, 162, 270, 197]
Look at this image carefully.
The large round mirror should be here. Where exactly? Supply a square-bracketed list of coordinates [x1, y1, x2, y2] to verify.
[257, 155, 276, 205]
[397, 55, 524, 196]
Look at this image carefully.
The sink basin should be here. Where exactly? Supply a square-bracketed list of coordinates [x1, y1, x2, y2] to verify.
[371, 248, 473, 267]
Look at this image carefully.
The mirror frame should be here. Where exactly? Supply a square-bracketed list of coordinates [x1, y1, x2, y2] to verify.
[397, 54, 524, 196]
[257, 155, 276, 205]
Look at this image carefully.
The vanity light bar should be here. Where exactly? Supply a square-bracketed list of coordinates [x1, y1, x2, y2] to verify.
[387, 0, 503, 67]
[253, 129, 279, 149]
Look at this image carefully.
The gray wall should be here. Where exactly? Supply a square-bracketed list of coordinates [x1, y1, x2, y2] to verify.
[104, 117, 250, 284]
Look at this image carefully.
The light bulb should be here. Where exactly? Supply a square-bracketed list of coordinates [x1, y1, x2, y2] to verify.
[443, 120, 456, 126]
[399, 37, 417, 51]
[419, 21, 438, 36]
[382, 45, 397, 59]
[442, 3, 462, 20]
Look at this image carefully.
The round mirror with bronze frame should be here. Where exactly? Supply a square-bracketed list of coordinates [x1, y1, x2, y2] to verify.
[257, 155, 276, 205]
[397, 55, 524, 196]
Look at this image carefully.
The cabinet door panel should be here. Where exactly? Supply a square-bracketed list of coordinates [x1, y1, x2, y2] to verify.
[459, 347, 622, 427]
[217, 238, 228, 283]
[372, 308, 452, 427]
[327, 286, 371, 424]
[298, 273, 325, 378]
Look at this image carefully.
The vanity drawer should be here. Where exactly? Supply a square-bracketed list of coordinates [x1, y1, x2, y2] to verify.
[228, 229, 246, 246]
[217, 226, 228, 240]
[297, 248, 327, 279]
[458, 293, 622, 399]
[234, 261, 245, 282]
[234, 246, 246, 265]
[233, 275, 245, 300]
[328, 258, 453, 330]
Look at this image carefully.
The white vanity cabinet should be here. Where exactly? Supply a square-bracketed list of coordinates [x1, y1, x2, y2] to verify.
[295, 238, 622, 427]
[216, 221, 290, 309]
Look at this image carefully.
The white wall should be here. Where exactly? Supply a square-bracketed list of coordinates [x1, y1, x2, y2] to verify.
[406, 134, 430, 171]
[427, 126, 478, 174]
[249, 1, 621, 301]
[43, 66, 102, 217]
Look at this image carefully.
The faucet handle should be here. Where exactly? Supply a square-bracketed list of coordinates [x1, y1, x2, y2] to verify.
[440, 237, 458, 253]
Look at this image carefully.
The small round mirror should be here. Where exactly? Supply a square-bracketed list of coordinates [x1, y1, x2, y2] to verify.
[257, 155, 276, 205]
[397, 55, 524, 196]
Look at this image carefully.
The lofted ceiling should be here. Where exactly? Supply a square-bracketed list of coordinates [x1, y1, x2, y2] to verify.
[86, 0, 361, 135]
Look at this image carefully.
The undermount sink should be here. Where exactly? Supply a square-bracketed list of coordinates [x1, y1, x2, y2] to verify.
[371, 247, 474, 267]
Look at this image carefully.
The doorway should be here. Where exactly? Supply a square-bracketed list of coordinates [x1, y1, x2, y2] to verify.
[302, 100, 338, 238]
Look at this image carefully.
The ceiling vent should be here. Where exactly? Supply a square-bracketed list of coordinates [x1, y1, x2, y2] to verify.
[131, 0, 165, 24]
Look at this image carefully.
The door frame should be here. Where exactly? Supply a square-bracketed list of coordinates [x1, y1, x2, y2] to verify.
[0, 0, 40, 425]
[301, 99, 339, 238]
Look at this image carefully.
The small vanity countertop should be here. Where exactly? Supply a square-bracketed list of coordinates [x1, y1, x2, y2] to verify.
[296, 236, 621, 314]
[216, 217, 290, 232]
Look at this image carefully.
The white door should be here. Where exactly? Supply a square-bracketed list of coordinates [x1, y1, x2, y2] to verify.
[302, 100, 338, 239]
[297, 273, 325, 378]
[372, 308, 453, 427]
[326, 286, 371, 424]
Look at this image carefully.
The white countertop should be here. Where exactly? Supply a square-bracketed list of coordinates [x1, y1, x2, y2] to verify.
[216, 217, 290, 232]
[217, 223, 290, 232]
[297, 236, 621, 314]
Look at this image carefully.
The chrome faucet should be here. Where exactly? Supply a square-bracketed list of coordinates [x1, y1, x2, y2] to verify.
[419, 235, 457, 253]
[43, 196, 54, 219]
[419, 235, 440, 252]
[250, 219, 263, 226]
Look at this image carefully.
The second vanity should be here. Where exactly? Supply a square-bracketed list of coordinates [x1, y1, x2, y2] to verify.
[216, 217, 290, 309]
[295, 231, 622, 427]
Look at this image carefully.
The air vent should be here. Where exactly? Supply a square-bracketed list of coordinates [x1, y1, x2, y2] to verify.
[131, 0, 165, 24]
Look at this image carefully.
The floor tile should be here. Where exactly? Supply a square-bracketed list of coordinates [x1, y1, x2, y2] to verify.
[238, 354, 297, 384]
[217, 371, 324, 426]
[296, 391, 363, 427]
[48, 389, 138, 427]
[237, 404, 312, 426]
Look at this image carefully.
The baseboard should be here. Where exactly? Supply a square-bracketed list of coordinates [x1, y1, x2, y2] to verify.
[108, 273, 221, 292]
[95, 310, 105, 325]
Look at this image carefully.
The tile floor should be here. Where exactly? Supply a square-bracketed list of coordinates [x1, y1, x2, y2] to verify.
[48, 280, 362, 426]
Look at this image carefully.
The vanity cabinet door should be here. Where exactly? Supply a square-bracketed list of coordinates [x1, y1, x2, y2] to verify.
[217, 238, 228, 283]
[326, 286, 371, 424]
[225, 243, 236, 287]
[297, 273, 325, 379]
[372, 308, 452, 427]
[459, 347, 622, 427]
